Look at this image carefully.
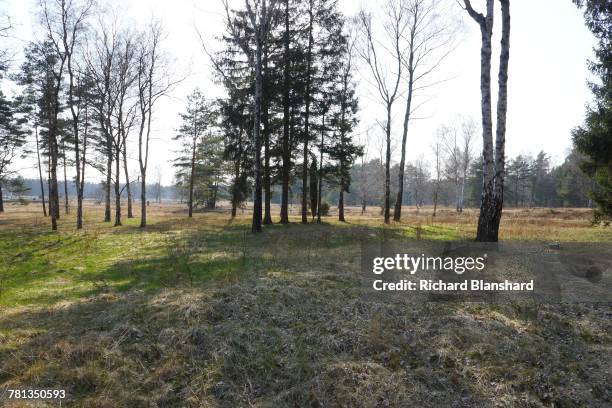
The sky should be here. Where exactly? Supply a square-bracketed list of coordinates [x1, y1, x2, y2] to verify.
[0, 0, 597, 185]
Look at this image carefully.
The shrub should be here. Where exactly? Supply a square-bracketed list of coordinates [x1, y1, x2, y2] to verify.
[320, 201, 330, 216]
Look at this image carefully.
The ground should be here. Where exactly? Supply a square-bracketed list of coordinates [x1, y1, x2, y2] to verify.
[0, 202, 610, 407]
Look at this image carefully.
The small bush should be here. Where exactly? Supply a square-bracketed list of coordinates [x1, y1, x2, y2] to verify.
[320, 201, 330, 216]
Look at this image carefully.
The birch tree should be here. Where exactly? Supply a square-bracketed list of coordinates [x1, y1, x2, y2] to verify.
[136, 21, 173, 228]
[461, 0, 510, 241]
[357, 1, 406, 224]
[393, 0, 456, 221]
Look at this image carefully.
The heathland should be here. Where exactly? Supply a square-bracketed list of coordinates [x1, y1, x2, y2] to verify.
[0, 203, 610, 407]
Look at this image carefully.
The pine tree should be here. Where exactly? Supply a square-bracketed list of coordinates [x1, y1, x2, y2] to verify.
[0, 90, 26, 212]
[174, 89, 215, 217]
[572, 0, 612, 223]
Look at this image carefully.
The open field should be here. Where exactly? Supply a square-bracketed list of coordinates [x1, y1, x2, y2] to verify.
[0, 203, 611, 407]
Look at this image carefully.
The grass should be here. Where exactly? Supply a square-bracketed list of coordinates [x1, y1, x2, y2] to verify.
[0, 202, 610, 407]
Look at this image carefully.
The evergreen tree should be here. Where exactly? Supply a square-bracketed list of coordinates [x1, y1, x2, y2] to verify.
[173, 89, 216, 217]
[0, 90, 27, 212]
[572, 0, 612, 223]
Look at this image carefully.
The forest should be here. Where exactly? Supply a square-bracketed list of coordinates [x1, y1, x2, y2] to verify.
[0, 0, 610, 407]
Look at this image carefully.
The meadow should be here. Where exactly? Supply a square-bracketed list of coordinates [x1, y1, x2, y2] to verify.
[0, 202, 610, 407]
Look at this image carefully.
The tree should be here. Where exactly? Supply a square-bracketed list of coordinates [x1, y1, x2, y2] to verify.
[60, 0, 93, 228]
[223, 0, 278, 233]
[39, 0, 73, 229]
[219, 90, 252, 218]
[505, 154, 532, 207]
[458, 118, 476, 212]
[279, 0, 293, 224]
[441, 118, 477, 212]
[431, 134, 442, 216]
[572, 0, 612, 224]
[136, 21, 174, 228]
[530, 151, 553, 207]
[174, 89, 215, 217]
[115, 33, 139, 220]
[0, 90, 26, 212]
[407, 157, 429, 209]
[14, 49, 50, 216]
[358, 1, 406, 224]
[555, 149, 593, 208]
[85, 19, 118, 224]
[393, 0, 457, 221]
[0, 11, 12, 74]
[461, 0, 510, 242]
[327, 23, 361, 222]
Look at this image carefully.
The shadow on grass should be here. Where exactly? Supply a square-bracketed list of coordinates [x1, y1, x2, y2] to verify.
[2, 272, 609, 407]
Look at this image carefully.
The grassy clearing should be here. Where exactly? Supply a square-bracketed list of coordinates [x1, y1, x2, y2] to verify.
[0, 203, 610, 407]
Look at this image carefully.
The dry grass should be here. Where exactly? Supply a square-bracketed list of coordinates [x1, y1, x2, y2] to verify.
[0, 202, 610, 407]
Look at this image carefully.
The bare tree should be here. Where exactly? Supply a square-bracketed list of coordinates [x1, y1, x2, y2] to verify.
[461, 0, 510, 241]
[458, 117, 476, 212]
[60, 0, 93, 229]
[357, 1, 406, 224]
[136, 21, 174, 228]
[409, 156, 428, 210]
[85, 18, 118, 224]
[114, 32, 138, 222]
[154, 165, 162, 203]
[440, 117, 476, 212]
[394, 0, 457, 221]
[432, 133, 442, 216]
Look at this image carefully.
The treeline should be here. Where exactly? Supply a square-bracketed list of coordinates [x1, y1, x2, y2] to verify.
[1, 0, 608, 236]
[4, 178, 176, 203]
[338, 148, 594, 211]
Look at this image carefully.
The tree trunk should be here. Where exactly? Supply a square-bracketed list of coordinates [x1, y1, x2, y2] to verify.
[0, 184, 3, 212]
[114, 146, 122, 226]
[67, 45, 81, 228]
[123, 147, 133, 218]
[310, 158, 318, 220]
[251, 15, 264, 233]
[301, 1, 314, 225]
[35, 125, 47, 217]
[433, 188, 438, 217]
[470, 0, 496, 242]
[48, 161, 54, 222]
[339, 191, 345, 222]
[490, 0, 510, 238]
[316, 122, 323, 224]
[62, 141, 69, 215]
[459, 175, 466, 213]
[383, 104, 392, 224]
[188, 134, 196, 218]
[77, 107, 88, 229]
[50, 141, 59, 228]
[231, 126, 243, 218]
[394, 49, 415, 222]
[262, 47, 272, 225]
[104, 131, 112, 222]
[280, 0, 291, 224]
[140, 176, 146, 227]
